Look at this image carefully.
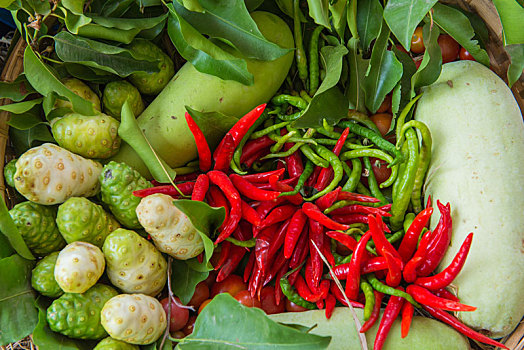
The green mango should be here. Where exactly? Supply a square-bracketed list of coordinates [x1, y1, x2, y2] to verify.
[31, 251, 63, 298]
[9, 201, 66, 256]
[47, 284, 118, 340]
[103, 80, 145, 120]
[93, 337, 139, 350]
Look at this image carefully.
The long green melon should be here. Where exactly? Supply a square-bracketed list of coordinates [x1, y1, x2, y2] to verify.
[110, 11, 294, 177]
[269, 308, 470, 349]
[415, 60, 524, 337]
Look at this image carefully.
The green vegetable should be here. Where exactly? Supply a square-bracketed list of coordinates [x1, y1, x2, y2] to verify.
[3, 159, 17, 188]
[46, 284, 118, 340]
[53, 77, 101, 112]
[102, 80, 145, 120]
[415, 60, 524, 338]
[9, 202, 65, 256]
[109, 11, 294, 178]
[31, 252, 63, 298]
[94, 337, 139, 350]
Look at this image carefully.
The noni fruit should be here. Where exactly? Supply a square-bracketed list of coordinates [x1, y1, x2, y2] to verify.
[51, 113, 121, 159]
[56, 197, 120, 247]
[54, 77, 101, 112]
[103, 228, 166, 296]
[54, 241, 105, 293]
[47, 284, 118, 339]
[136, 193, 204, 260]
[4, 158, 16, 187]
[9, 201, 65, 256]
[99, 161, 152, 229]
[14, 143, 103, 204]
[94, 337, 139, 350]
[103, 81, 145, 119]
[101, 294, 166, 345]
[31, 251, 63, 298]
[127, 39, 174, 95]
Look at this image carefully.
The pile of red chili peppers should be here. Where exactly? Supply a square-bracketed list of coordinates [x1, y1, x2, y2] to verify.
[133, 104, 508, 350]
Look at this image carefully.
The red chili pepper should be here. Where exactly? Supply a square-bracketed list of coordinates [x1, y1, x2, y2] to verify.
[229, 104, 266, 146]
[368, 214, 401, 260]
[314, 128, 349, 191]
[417, 201, 452, 277]
[345, 231, 372, 300]
[383, 249, 402, 287]
[374, 288, 405, 350]
[337, 191, 380, 203]
[315, 187, 342, 212]
[305, 166, 322, 187]
[253, 176, 298, 191]
[325, 293, 336, 319]
[133, 182, 194, 198]
[403, 229, 432, 283]
[243, 148, 270, 168]
[266, 220, 291, 266]
[284, 209, 307, 259]
[415, 233, 473, 291]
[398, 207, 434, 262]
[249, 265, 264, 298]
[289, 224, 309, 269]
[406, 284, 476, 312]
[284, 144, 304, 178]
[331, 263, 350, 280]
[434, 288, 460, 303]
[302, 202, 350, 231]
[295, 275, 330, 302]
[241, 168, 285, 183]
[255, 224, 278, 274]
[214, 241, 231, 271]
[269, 175, 303, 205]
[360, 290, 384, 333]
[257, 204, 296, 235]
[308, 219, 325, 292]
[361, 256, 388, 275]
[263, 248, 287, 286]
[217, 245, 246, 282]
[326, 231, 357, 252]
[422, 305, 508, 349]
[207, 185, 230, 225]
[172, 172, 201, 182]
[255, 197, 286, 218]
[401, 299, 414, 338]
[330, 214, 390, 232]
[191, 174, 209, 201]
[426, 194, 432, 209]
[240, 136, 275, 164]
[212, 133, 236, 171]
[328, 204, 391, 217]
[323, 234, 335, 267]
[243, 251, 255, 283]
[330, 281, 365, 309]
[230, 174, 281, 201]
[240, 200, 262, 226]
[184, 112, 212, 172]
[207, 171, 241, 244]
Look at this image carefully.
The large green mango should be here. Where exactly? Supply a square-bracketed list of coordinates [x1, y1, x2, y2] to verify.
[109, 11, 294, 177]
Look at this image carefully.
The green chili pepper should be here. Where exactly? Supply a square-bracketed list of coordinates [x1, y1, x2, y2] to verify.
[361, 281, 375, 321]
[293, 0, 308, 85]
[362, 157, 388, 204]
[262, 143, 302, 160]
[317, 127, 341, 140]
[347, 109, 382, 135]
[268, 133, 317, 145]
[339, 148, 398, 188]
[280, 160, 314, 196]
[367, 274, 420, 307]
[173, 166, 198, 175]
[341, 158, 362, 192]
[308, 26, 323, 94]
[250, 121, 290, 139]
[271, 130, 297, 153]
[395, 94, 423, 141]
[305, 144, 344, 201]
[301, 145, 330, 168]
[315, 138, 364, 149]
[403, 213, 416, 233]
[356, 181, 372, 197]
[280, 264, 316, 310]
[271, 94, 308, 110]
[225, 237, 256, 248]
[300, 90, 312, 103]
[278, 110, 305, 122]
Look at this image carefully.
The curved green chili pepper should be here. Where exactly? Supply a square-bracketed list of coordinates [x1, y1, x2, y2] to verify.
[340, 148, 398, 188]
[301, 145, 329, 168]
[250, 121, 290, 139]
[362, 156, 388, 204]
[367, 274, 420, 308]
[357, 181, 372, 197]
[173, 166, 199, 175]
[280, 264, 316, 309]
[271, 94, 308, 110]
[347, 109, 382, 135]
[341, 158, 362, 192]
[278, 110, 305, 122]
[225, 237, 256, 248]
[317, 127, 341, 139]
[305, 144, 344, 201]
[300, 90, 312, 103]
[403, 213, 416, 233]
[361, 280, 375, 321]
[280, 160, 314, 197]
[309, 25, 323, 94]
[293, 0, 308, 85]
[268, 133, 318, 145]
[262, 143, 301, 159]
[395, 93, 423, 141]
[271, 130, 297, 153]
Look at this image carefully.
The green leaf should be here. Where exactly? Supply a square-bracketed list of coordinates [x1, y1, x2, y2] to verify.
[431, 3, 490, 66]
[61, 0, 85, 14]
[0, 98, 42, 114]
[492, 0, 524, 45]
[362, 23, 403, 113]
[329, 0, 347, 39]
[76, 23, 141, 44]
[356, 0, 383, 51]
[307, 0, 330, 28]
[245, 0, 265, 11]
[0, 75, 35, 102]
[178, 0, 204, 12]
[294, 45, 349, 128]
[0, 197, 35, 260]
[23, 45, 96, 116]
[89, 13, 168, 31]
[166, 4, 253, 85]
[0, 0, 16, 7]
[61, 7, 92, 34]
[0, 255, 38, 346]
[346, 38, 369, 112]
[178, 293, 331, 349]
[172, 0, 291, 61]
[63, 63, 118, 84]
[9, 124, 55, 156]
[507, 44, 524, 87]
[346, 0, 358, 39]
[275, 0, 294, 18]
[54, 32, 161, 77]
[171, 259, 209, 305]
[118, 101, 177, 183]
[8, 106, 46, 130]
[143, 338, 173, 350]
[392, 45, 416, 116]
[0, 231, 14, 259]
[185, 106, 239, 151]
[411, 22, 441, 94]
[99, 0, 135, 17]
[383, 0, 438, 51]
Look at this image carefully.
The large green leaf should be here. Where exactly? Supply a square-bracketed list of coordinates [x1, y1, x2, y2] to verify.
[23, 45, 96, 116]
[431, 3, 490, 66]
[329, 0, 347, 39]
[307, 0, 330, 28]
[172, 0, 290, 61]
[0, 98, 42, 114]
[89, 13, 167, 31]
[392, 45, 417, 116]
[76, 23, 141, 44]
[185, 106, 239, 151]
[0, 255, 38, 346]
[383, 0, 438, 51]
[507, 44, 524, 87]
[0, 195, 34, 260]
[0, 233, 14, 259]
[9, 124, 55, 156]
[346, 0, 358, 39]
[362, 23, 403, 114]
[177, 293, 331, 349]
[54, 32, 160, 77]
[346, 37, 369, 112]
[61, 0, 84, 14]
[98, 0, 135, 17]
[166, 4, 253, 85]
[63, 63, 118, 84]
[171, 259, 209, 305]
[0, 75, 35, 102]
[492, 0, 524, 45]
[411, 22, 441, 94]
[61, 7, 92, 34]
[356, 0, 383, 51]
[7, 105, 46, 130]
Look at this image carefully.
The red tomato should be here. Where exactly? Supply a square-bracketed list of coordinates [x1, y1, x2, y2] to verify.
[235, 290, 262, 308]
[182, 315, 197, 336]
[188, 281, 210, 309]
[160, 297, 190, 332]
[376, 94, 392, 114]
[285, 299, 309, 312]
[438, 35, 460, 63]
[371, 157, 392, 185]
[410, 27, 425, 54]
[369, 113, 393, 137]
[459, 47, 475, 61]
[260, 287, 285, 314]
[210, 274, 247, 297]
[203, 270, 217, 288]
[198, 299, 213, 314]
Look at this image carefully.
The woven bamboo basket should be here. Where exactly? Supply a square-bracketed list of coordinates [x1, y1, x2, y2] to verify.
[1, 0, 523, 349]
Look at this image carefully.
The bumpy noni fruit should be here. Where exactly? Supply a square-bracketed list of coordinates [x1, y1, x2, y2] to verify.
[94, 337, 139, 350]
[56, 197, 120, 247]
[103, 81, 145, 119]
[136, 193, 204, 260]
[47, 284, 118, 339]
[101, 294, 166, 345]
[14, 143, 103, 205]
[103, 228, 166, 296]
[4, 158, 16, 187]
[9, 201, 65, 256]
[51, 113, 121, 159]
[31, 251, 63, 298]
[126, 39, 174, 95]
[55, 241, 105, 293]
[100, 161, 152, 229]
[54, 77, 101, 112]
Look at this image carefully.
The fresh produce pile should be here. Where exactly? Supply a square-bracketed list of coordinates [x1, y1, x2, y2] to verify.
[0, 0, 523, 350]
